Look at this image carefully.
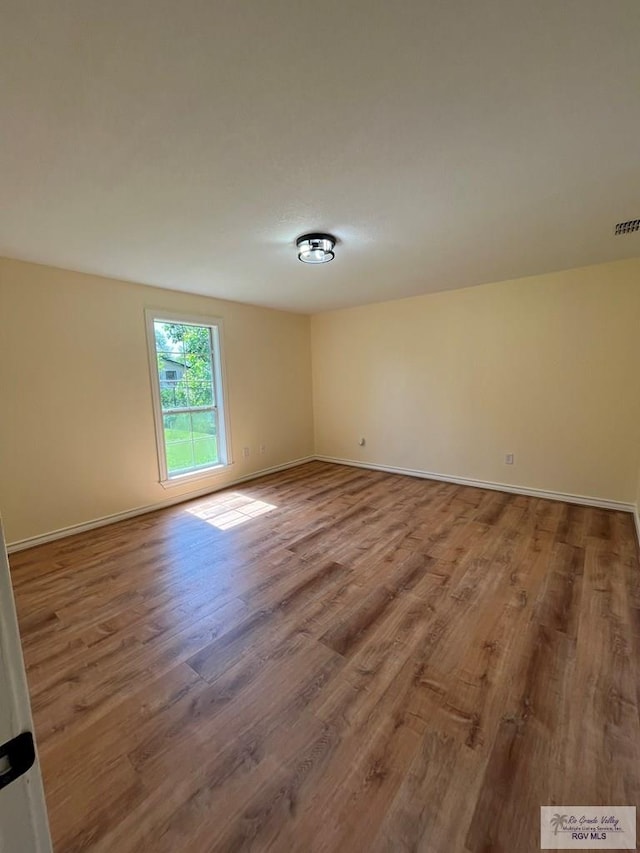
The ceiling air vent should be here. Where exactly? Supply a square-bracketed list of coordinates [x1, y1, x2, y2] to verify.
[614, 219, 640, 235]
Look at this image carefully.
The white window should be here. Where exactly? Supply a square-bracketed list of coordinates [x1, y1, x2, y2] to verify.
[146, 310, 230, 483]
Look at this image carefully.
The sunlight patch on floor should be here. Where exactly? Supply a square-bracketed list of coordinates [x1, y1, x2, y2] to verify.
[185, 491, 277, 530]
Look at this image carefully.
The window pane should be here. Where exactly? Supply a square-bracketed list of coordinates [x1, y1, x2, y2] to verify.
[186, 380, 214, 407]
[160, 386, 176, 409]
[165, 441, 194, 474]
[154, 322, 185, 357]
[193, 437, 218, 467]
[183, 325, 212, 356]
[191, 409, 217, 436]
[160, 383, 189, 411]
[158, 354, 176, 366]
[163, 412, 191, 440]
[184, 351, 213, 381]
[151, 315, 225, 479]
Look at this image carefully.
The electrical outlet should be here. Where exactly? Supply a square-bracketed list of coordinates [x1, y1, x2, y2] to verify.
[358, 437, 366, 447]
[505, 453, 514, 465]
[259, 444, 266, 454]
[243, 447, 250, 458]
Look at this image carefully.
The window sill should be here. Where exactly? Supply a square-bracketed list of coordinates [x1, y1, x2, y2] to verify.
[159, 462, 234, 489]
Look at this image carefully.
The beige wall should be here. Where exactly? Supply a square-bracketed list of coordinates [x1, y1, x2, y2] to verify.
[312, 259, 640, 505]
[0, 257, 314, 544]
[2, 254, 639, 545]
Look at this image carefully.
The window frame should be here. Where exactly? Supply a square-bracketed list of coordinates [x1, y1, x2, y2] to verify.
[145, 308, 232, 487]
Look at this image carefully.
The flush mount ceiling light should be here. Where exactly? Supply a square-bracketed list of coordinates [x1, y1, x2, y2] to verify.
[296, 233, 336, 264]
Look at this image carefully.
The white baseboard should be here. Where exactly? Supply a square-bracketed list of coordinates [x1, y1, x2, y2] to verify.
[6, 456, 315, 553]
[314, 455, 636, 514]
[7, 454, 638, 554]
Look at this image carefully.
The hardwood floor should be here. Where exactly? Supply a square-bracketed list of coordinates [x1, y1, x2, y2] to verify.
[9, 461, 640, 852]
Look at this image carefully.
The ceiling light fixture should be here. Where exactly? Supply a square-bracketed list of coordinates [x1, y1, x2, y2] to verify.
[296, 233, 336, 264]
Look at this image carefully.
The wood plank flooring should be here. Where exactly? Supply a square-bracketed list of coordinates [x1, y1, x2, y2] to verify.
[9, 461, 640, 852]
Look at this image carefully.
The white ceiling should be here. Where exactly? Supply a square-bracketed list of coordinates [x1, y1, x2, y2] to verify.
[1, 1, 639, 313]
